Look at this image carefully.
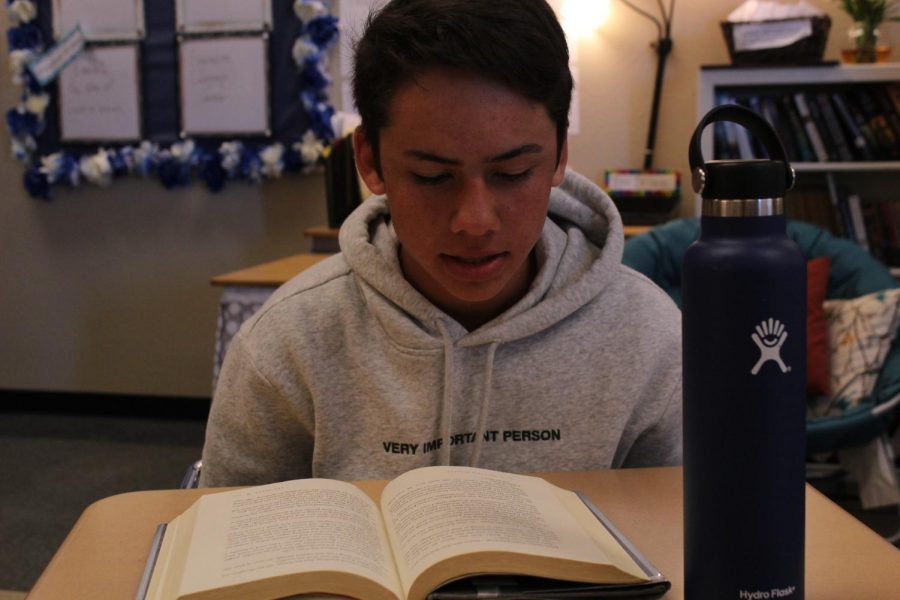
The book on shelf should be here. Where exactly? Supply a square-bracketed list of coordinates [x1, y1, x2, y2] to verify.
[780, 94, 816, 162]
[874, 85, 900, 148]
[813, 92, 855, 162]
[851, 86, 900, 160]
[757, 95, 796, 162]
[830, 91, 875, 161]
[846, 193, 870, 251]
[138, 466, 670, 600]
[792, 92, 830, 162]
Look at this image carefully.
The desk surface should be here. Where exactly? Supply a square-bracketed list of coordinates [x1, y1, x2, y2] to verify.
[210, 253, 331, 287]
[27, 467, 900, 599]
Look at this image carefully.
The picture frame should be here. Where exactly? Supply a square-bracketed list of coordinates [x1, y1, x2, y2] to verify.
[176, 0, 271, 34]
[58, 43, 143, 143]
[178, 34, 271, 137]
[52, 0, 144, 41]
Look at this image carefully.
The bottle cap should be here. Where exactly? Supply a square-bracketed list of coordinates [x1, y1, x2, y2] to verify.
[689, 105, 795, 215]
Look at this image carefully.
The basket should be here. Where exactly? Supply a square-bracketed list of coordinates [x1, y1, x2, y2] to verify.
[721, 16, 830, 65]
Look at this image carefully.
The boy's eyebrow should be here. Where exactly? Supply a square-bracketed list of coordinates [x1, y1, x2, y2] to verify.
[488, 144, 543, 162]
[403, 144, 544, 165]
[403, 150, 462, 165]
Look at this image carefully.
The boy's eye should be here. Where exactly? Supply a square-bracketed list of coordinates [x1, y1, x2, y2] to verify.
[411, 172, 451, 186]
[495, 168, 533, 182]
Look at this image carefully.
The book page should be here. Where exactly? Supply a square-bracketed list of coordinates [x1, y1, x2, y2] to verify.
[380, 467, 637, 594]
[176, 479, 402, 599]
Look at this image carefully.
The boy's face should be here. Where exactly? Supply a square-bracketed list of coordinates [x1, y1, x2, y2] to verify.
[354, 69, 567, 328]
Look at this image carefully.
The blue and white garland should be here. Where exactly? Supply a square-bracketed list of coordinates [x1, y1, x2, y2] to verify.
[5, 0, 339, 199]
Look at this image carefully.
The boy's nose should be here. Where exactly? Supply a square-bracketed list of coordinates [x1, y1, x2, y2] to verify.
[450, 179, 501, 237]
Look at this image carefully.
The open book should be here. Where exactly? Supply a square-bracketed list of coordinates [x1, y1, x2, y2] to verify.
[140, 466, 669, 600]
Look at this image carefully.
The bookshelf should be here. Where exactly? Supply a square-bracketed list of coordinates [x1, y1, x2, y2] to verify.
[697, 64, 900, 270]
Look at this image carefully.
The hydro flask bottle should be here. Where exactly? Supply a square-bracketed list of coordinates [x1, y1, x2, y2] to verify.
[683, 105, 806, 600]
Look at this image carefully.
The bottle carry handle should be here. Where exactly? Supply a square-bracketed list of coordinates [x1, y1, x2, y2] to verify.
[688, 104, 795, 195]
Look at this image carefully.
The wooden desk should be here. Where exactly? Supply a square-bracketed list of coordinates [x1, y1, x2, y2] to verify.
[210, 253, 330, 288]
[27, 467, 900, 599]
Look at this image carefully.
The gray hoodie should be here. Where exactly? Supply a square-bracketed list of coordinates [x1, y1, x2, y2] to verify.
[200, 170, 682, 486]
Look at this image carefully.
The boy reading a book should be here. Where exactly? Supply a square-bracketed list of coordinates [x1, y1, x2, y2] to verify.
[200, 0, 682, 487]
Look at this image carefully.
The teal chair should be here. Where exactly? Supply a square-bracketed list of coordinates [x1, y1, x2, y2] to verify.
[624, 218, 900, 537]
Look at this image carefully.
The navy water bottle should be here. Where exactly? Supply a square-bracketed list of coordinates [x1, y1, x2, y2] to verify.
[683, 105, 806, 600]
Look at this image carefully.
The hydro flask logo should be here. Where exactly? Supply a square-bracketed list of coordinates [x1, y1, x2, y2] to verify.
[751, 318, 790, 375]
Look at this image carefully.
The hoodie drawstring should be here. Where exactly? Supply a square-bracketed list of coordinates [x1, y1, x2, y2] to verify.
[435, 320, 499, 468]
[436, 320, 454, 466]
[468, 341, 498, 468]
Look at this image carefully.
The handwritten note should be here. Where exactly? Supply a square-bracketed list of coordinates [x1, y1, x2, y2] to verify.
[179, 36, 269, 136]
[59, 45, 141, 141]
[178, 0, 270, 33]
[53, 0, 143, 40]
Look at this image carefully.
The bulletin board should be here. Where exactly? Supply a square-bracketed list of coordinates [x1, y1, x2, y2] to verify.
[6, 0, 339, 198]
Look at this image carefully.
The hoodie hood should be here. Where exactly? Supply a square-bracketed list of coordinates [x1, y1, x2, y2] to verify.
[338, 169, 624, 347]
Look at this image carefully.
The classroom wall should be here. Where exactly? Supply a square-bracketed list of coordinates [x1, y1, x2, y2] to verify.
[0, 1, 896, 399]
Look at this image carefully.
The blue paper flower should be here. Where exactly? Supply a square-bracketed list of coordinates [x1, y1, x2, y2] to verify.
[282, 145, 303, 173]
[304, 15, 339, 49]
[23, 165, 49, 199]
[299, 60, 330, 92]
[7, 22, 41, 51]
[108, 148, 130, 178]
[305, 102, 335, 141]
[6, 107, 40, 136]
[156, 155, 191, 189]
[199, 154, 227, 192]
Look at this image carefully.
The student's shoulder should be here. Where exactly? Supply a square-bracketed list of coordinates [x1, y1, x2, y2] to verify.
[617, 262, 678, 303]
[242, 253, 360, 333]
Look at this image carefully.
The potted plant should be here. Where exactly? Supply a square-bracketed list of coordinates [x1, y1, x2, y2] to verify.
[838, 0, 900, 62]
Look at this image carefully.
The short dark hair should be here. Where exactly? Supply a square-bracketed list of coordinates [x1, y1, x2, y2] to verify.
[352, 0, 572, 170]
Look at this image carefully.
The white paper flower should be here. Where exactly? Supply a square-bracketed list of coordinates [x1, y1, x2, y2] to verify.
[260, 143, 285, 178]
[219, 141, 243, 175]
[292, 37, 320, 66]
[9, 0, 37, 24]
[80, 149, 113, 187]
[39, 152, 64, 183]
[294, 0, 327, 22]
[170, 139, 196, 163]
[25, 92, 50, 118]
[9, 49, 34, 84]
[293, 130, 325, 165]
[133, 141, 158, 176]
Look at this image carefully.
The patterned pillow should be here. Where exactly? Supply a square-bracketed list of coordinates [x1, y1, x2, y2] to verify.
[808, 288, 900, 418]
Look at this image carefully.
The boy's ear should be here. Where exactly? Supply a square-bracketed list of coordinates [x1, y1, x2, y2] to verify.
[552, 137, 569, 187]
[353, 127, 386, 195]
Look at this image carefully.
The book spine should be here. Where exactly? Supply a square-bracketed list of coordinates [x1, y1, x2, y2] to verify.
[847, 193, 869, 250]
[835, 191, 856, 242]
[814, 92, 854, 162]
[781, 94, 815, 162]
[853, 86, 900, 160]
[830, 91, 874, 161]
[760, 95, 800, 162]
[873, 84, 900, 149]
[793, 92, 829, 162]
[862, 201, 885, 262]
